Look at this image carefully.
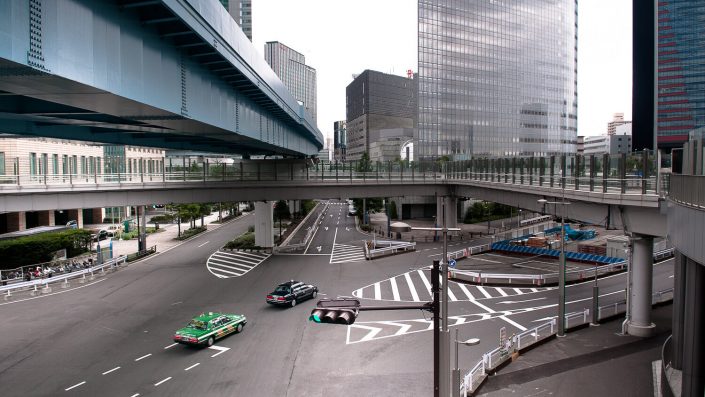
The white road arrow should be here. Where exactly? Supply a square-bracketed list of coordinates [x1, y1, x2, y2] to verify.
[346, 227, 351, 231]
[325, 226, 329, 231]
[317, 246, 322, 252]
[208, 345, 230, 357]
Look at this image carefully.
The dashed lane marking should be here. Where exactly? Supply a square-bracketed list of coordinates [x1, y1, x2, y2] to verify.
[65, 381, 86, 391]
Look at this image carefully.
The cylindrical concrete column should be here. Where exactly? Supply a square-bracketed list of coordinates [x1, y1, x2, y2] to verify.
[254, 201, 274, 248]
[671, 252, 687, 370]
[627, 235, 655, 337]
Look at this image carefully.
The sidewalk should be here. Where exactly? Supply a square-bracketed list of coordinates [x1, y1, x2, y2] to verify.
[88, 212, 248, 257]
[476, 304, 672, 397]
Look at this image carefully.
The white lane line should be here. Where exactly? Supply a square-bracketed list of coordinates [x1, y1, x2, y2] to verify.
[417, 270, 433, 298]
[498, 297, 547, 305]
[102, 366, 121, 375]
[197, 241, 210, 247]
[494, 287, 508, 297]
[476, 286, 493, 299]
[185, 363, 200, 371]
[467, 298, 495, 313]
[500, 315, 528, 331]
[390, 277, 400, 301]
[65, 381, 86, 391]
[164, 343, 178, 349]
[130, 394, 140, 397]
[135, 353, 152, 362]
[470, 257, 502, 264]
[404, 272, 421, 302]
[457, 283, 476, 300]
[374, 282, 381, 300]
[329, 227, 339, 264]
[154, 377, 172, 387]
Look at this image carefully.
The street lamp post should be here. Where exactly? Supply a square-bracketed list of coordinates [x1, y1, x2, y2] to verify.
[412, 198, 461, 397]
[452, 330, 480, 397]
[538, 194, 570, 337]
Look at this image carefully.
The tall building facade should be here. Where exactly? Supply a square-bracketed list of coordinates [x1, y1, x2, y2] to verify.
[219, 0, 252, 41]
[656, 1, 705, 150]
[607, 113, 631, 135]
[333, 120, 347, 162]
[345, 70, 417, 162]
[264, 42, 317, 123]
[417, 0, 578, 159]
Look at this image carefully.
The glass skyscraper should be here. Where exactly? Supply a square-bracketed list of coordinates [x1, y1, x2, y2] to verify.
[656, 1, 705, 150]
[417, 0, 578, 160]
[265, 41, 318, 124]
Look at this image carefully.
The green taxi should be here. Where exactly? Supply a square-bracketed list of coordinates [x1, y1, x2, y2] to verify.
[173, 312, 247, 347]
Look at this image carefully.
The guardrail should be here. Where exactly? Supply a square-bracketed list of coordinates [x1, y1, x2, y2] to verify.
[365, 240, 416, 259]
[450, 248, 674, 286]
[460, 287, 674, 395]
[274, 203, 327, 253]
[1, 256, 127, 299]
[447, 244, 492, 261]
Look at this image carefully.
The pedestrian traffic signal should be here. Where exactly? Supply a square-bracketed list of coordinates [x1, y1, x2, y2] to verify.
[308, 298, 360, 325]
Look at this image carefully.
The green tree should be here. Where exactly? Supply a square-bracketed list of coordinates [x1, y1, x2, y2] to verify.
[274, 200, 291, 220]
[356, 152, 373, 172]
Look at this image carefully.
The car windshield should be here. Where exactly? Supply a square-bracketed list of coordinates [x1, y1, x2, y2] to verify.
[274, 286, 290, 294]
[187, 320, 208, 330]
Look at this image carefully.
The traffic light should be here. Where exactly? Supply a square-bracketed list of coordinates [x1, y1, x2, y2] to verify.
[308, 298, 360, 325]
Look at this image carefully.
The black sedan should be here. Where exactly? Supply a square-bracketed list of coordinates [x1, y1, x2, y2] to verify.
[266, 280, 318, 307]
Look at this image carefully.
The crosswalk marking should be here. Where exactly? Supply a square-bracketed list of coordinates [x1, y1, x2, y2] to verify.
[390, 277, 400, 301]
[458, 283, 475, 300]
[476, 286, 493, 299]
[404, 272, 421, 302]
[417, 270, 432, 298]
[206, 250, 270, 278]
[351, 269, 553, 302]
[330, 243, 366, 264]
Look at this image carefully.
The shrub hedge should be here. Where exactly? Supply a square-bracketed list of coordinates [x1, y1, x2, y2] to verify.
[0, 229, 93, 269]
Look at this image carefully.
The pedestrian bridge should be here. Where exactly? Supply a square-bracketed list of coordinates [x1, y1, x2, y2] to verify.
[0, 153, 669, 237]
[0, 0, 322, 156]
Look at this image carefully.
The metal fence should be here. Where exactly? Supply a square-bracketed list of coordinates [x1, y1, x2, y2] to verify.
[364, 240, 416, 259]
[460, 286, 674, 396]
[668, 174, 705, 209]
[1, 256, 127, 298]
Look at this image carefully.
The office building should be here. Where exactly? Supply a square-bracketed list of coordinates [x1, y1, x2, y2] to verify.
[607, 113, 631, 135]
[583, 129, 632, 156]
[345, 70, 417, 161]
[219, 0, 252, 41]
[264, 42, 317, 123]
[417, 0, 578, 159]
[333, 121, 347, 162]
[656, 1, 705, 150]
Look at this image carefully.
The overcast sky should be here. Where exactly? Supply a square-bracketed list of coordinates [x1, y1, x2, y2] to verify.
[253, 1, 632, 144]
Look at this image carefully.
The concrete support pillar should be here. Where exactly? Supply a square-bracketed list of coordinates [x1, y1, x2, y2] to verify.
[671, 252, 687, 370]
[6, 212, 26, 232]
[254, 201, 274, 248]
[627, 235, 655, 337]
[682, 256, 705, 396]
[67, 209, 83, 229]
[37, 210, 55, 226]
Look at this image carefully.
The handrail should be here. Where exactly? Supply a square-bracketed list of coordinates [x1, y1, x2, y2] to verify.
[1, 256, 127, 297]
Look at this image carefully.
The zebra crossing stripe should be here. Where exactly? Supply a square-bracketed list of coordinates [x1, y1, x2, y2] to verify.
[390, 277, 400, 301]
[457, 283, 476, 300]
[417, 270, 432, 298]
[207, 258, 252, 271]
[514, 288, 523, 295]
[476, 286, 493, 299]
[494, 287, 508, 297]
[404, 272, 421, 302]
[446, 281, 458, 301]
[374, 283, 381, 300]
[206, 250, 269, 278]
[531, 288, 539, 292]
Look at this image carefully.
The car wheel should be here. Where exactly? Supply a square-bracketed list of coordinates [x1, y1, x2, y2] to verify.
[312, 290, 318, 299]
[206, 336, 214, 347]
[236, 323, 243, 333]
[291, 298, 296, 307]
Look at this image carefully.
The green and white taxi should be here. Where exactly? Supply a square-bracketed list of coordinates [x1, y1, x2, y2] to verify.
[173, 312, 247, 347]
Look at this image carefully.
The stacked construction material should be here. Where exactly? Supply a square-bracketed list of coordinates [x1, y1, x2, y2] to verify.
[577, 240, 607, 256]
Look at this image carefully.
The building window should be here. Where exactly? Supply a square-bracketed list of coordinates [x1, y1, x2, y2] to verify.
[52, 154, 58, 174]
[62, 155, 68, 174]
[29, 153, 37, 175]
[0, 152, 4, 175]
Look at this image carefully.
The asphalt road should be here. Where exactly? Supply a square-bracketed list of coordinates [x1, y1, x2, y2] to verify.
[0, 210, 674, 397]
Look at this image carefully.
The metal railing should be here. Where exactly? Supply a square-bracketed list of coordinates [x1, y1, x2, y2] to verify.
[365, 240, 416, 259]
[668, 174, 705, 209]
[460, 286, 674, 395]
[1, 256, 127, 298]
